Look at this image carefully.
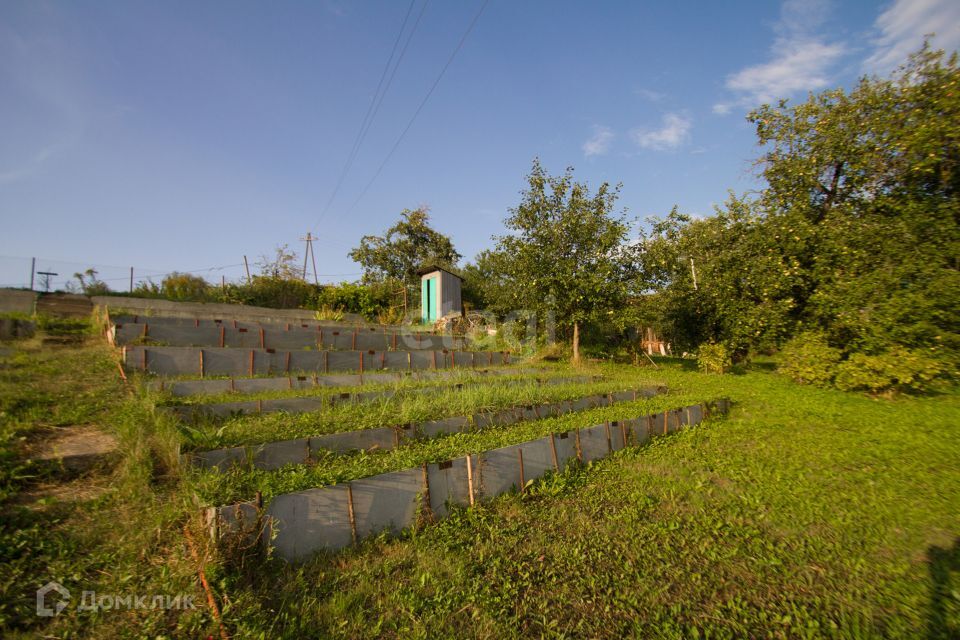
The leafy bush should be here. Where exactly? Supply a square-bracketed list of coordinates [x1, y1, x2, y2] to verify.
[313, 280, 401, 320]
[777, 332, 842, 386]
[161, 272, 211, 302]
[834, 347, 944, 395]
[697, 342, 732, 374]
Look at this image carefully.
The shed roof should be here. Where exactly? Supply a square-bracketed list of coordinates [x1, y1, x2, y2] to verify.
[416, 265, 462, 281]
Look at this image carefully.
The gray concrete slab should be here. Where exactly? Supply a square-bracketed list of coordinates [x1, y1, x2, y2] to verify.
[252, 438, 311, 470]
[186, 387, 665, 470]
[551, 432, 578, 470]
[266, 397, 327, 414]
[96, 296, 366, 325]
[212, 400, 730, 560]
[685, 403, 704, 427]
[0, 288, 37, 314]
[518, 405, 540, 421]
[189, 446, 248, 471]
[517, 437, 556, 479]
[267, 485, 353, 560]
[426, 457, 473, 518]
[310, 427, 397, 454]
[351, 469, 423, 538]
[420, 416, 470, 439]
[159, 366, 536, 396]
[570, 397, 593, 412]
[578, 424, 611, 463]
[629, 415, 653, 445]
[608, 421, 628, 451]
[477, 443, 524, 498]
[209, 501, 260, 546]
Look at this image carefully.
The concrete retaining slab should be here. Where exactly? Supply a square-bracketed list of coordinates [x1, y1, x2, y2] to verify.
[420, 416, 471, 439]
[351, 469, 423, 538]
[253, 438, 311, 471]
[552, 431, 577, 469]
[190, 447, 248, 472]
[159, 367, 544, 397]
[609, 421, 628, 451]
[267, 485, 353, 561]
[209, 401, 728, 562]
[426, 456, 475, 518]
[309, 427, 398, 455]
[125, 345, 510, 377]
[477, 443, 524, 498]
[0, 289, 37, 314]
[170, 378, 591, 421]
[189, 386, 664, 471]
[112, 321, 468, 351]
[0, 317, 36, 340]
[95, 296, 366, 325]
[578, 424, 611, 463]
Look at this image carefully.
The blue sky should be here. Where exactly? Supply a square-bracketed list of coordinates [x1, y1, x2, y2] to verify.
[1, 0, 958, 290]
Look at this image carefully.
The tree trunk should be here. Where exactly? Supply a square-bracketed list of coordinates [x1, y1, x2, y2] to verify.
[572, 321, 580, 366]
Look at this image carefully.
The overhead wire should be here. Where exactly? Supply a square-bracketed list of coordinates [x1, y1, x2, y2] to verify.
[340, 0, 491, 217]
[315, 0, 426, 229]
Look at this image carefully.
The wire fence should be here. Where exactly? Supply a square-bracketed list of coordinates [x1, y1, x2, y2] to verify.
[0, 255, 363, 293]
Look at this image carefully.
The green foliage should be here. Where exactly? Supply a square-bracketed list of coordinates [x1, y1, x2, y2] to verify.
[256, 243, 302, 280]
[639, 46, 960, 377]
[234, 275, 317, 309]
[349, 207, 461, 285]
[312, 279, 401, 320]
[3, 339, 960, 637]
[696, 342, 732, 374]
[70, 268, 111, 295]
[461, 249, 513, 313]
[494, 159, 636, 361]
[834, 347, 945, 395]
[777, 331, 842, 386]
[161, 272, 211, 301]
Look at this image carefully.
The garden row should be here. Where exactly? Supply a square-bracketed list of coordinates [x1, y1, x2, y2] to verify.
[208, 399, 730, 561]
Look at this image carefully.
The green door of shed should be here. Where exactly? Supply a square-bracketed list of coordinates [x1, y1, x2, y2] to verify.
[421, 277, 437, 323]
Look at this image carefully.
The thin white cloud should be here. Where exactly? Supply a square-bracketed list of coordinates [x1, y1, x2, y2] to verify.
[582, 125, 614, 157]
[726, 40, 846, 104]
[863, 0, 960, 74]
[718, 0, 846, 109]
[630, 113, 691, 151]
[634, 88, 666, 102]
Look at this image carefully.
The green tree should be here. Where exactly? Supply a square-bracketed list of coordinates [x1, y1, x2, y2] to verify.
[257, 244, 302, 280]
[643, 45, 960, 375]
[461, 249, 513, 314]
[161, 272, 210, 301]
[495, 159, 634, 364]
[749, 44, 959, 360]
[71, 268, 111, 296]
[349, 207, 461, 286]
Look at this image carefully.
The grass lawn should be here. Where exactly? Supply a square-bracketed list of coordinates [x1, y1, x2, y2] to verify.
[1, 333, 958, 638]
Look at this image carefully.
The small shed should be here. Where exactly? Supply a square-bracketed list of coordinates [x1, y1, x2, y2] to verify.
[419, 266, 462, 324]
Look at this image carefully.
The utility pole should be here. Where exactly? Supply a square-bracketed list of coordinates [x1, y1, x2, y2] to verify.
[29, 257, 36, 291]
[243, 255, 251, 284]
[129, 267, 134, 293]
[301, 232, 318, 284]
[37, 271, 57, 293]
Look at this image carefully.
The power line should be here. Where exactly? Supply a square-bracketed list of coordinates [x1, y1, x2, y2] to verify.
[341, 0, 491, 218]
[315, 0, 424, 229]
